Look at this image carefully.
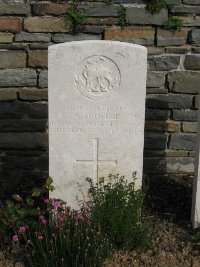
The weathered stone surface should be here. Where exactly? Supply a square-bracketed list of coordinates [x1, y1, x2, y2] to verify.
[0, 3, 30, 15]
[32, 3, 69, 15]
[168, 71, 200, 93]
[149, 55, 181, 71]
[144, 133, 168, 150]
[30, 43, 51, 50]
[146, 87, 168, 94]
[52, 33, 101, 43]
[24, 17, 70, 33]
[165, 0, 181, 4]
[147, 47, 165, 55]
[1, 155, 37, 170]
[39, 70, 48, 88]
[85, 17, 118, 25]
[81, 4, 119, 17]
[126, 7, 168, 25]
[195, 95, 199, 109]
[83, 25, 103, 34]
[15, 33, 51, 42]
[0, 102, 48, 119]
[145, 120, 181, 132]
[28, 50, 48, 68]
[113, 0, 147, 3]
[171, 5, 200, 14]
[192, 47, 200, 53]
[0, 43, 28, 50]
[183, 0, 200, 4]
[0, 16, 22, 33]
[0, 33, 13, 43]
[177, 15, 200, 26]
[185, 55, 200, 70]
[49, 41, 147, 205]
[144, 149, 195, 157]
[173, 110, 198, 121]
[1, 155, 48, 172]
[169, 133, 196, 150]
[104, 27, 155, 45]
[0, 119, 47, 132]
[0, 69, 37, 87]
[165, 45, 191, 54]
[0, 133, 48, 150]
[144, 157, 194, 174]
[0, 51, 26, 69]
[146, 94, 193, 109]
[0, 88, 16, 101]
[146, 71, 165, 88]
[157, 29, 188, 46]
[182, 122, 197, 133]
[188, 29, 200, 45]
[18, 89, 48, 101]
[145, 109, 170, 120]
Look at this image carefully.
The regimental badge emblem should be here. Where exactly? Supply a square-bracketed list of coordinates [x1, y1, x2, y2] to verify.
[74, 55, 121, 100]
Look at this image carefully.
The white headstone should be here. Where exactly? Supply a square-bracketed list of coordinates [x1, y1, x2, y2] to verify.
[49, 40, 147, 207]
[192, 107, 200, 228]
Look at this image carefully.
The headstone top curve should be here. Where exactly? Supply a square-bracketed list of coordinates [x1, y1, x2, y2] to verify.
[48, 40, 147, 53]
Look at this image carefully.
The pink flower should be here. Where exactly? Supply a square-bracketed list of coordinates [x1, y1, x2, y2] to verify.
[37, 235, 43, 241]
[39, 215, 44, 220]
[52, 200, 61, 208]
[19, 226, 26, 234]
[55, 214, 64, 223]
[41, 219, 47, 225]
[84, 205, 92, 212]
[75, 213, 85, 222]
[44, 198, 49, 204]
[12, 235, 19, 242]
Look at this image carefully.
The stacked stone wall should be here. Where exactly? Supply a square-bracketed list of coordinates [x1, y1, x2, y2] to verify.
[0, 0, 200, 197]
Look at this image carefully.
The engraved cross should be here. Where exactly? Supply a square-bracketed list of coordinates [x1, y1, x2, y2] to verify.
[76, 138, 117, 183]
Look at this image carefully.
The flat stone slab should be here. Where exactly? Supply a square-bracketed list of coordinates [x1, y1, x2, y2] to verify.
[49, 40, 147, 207]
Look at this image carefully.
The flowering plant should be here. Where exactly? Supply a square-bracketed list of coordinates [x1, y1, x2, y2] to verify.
[12, 198, 112, 267]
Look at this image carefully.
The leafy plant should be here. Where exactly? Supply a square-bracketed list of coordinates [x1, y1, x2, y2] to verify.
[146, 0, 168, 14]
[85, 173, 149, 250]
[192, 231, 200, 251]
[66, 0, 86, 34]
[118, 4, 127, 28]
[0, 177, 54, 248]
[104, 0, 113, 4]
[13, 199, 112, 267]
[164, 16, 183, 30]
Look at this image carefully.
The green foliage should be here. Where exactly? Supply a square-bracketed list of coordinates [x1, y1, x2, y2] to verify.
[0, 177, 54, 247]
[164, 16, 183, 30]
[86, 174, 149, 250]
[146, 0, 168, 14]
[104, 0, 113, 4]
[118, 4, 127, 28]
[66, 0, 86, 34]
[14, 200, 112, 267]
[193, 231, 200, 250]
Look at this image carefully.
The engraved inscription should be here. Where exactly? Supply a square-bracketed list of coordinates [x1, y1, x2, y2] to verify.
[49, 105, 142, 136]
[74, 56, 120, 100]
[76, 138, 117, 183]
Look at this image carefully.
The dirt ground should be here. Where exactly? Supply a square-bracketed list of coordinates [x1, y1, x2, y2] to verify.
[1, 176, 200, 267]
